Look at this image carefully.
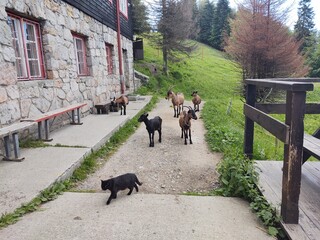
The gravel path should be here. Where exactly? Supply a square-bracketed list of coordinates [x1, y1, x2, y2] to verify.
[75, 99, 222, 194]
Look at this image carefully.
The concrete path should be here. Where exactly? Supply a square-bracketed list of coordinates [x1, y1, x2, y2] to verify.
[0, 95, 275, 239]
[0, 193, 273, 240]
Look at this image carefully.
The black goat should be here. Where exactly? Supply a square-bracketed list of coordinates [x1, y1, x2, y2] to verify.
[138, 113, 162, 147]
[179, 106, 197, 145]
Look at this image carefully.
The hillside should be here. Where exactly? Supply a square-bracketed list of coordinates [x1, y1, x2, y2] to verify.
[134, 39, 282, 160]
[135, 39, 320, 160]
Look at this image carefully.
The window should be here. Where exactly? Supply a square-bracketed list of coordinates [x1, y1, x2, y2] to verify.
[8, 14, 45, 80]
[73, 34, 89, 76]
[105, 44, 114, 74]
[119, 0, 128, 18]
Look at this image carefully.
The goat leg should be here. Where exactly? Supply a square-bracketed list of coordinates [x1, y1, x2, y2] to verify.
[189, 129, 193, 144]
[158, 129, 162, 143]
[151, 132, 154, 147]
[184, 129, 188, 145]
[149, 132, 153, 147]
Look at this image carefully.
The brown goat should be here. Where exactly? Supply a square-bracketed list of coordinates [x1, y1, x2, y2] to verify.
[191, 91, 201, 112]
[179, 106, 197, 145]
[112, 95, 129, 115]
[166, 90, 184, 118]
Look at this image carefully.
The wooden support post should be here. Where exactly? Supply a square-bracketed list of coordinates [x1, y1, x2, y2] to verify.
[281, 91, 306, 224]
[244, 84, 256, 159]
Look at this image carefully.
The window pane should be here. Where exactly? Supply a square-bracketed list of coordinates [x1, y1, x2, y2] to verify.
[76, 39, 82, 51]
[74, 36, 88, 75]
[120, 0, 127, 15]
[29, 60, 40, 76]
[15, 59, 24, 77]
[27, 42, 37, 59]
[25, 24, 35, 41]
[24, 22, 41, 77]
[9, 17, 28, 78]
[106, 44, 113, 74]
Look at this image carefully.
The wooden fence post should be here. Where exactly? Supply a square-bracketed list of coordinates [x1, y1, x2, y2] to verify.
[244, 84, 256, 159]
[281, 91, 306, 223]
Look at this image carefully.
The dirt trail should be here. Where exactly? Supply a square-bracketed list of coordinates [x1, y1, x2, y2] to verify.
[76, 99, 222, 194]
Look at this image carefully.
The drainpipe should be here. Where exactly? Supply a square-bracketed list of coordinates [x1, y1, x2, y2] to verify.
[116, 0, 125, 94]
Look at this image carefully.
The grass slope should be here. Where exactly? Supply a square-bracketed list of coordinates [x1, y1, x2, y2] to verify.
[136, 40, 280, 159]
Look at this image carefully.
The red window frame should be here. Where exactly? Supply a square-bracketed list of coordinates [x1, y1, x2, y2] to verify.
[105, 44, 113, 74]
[119, 0, 128, 18]
[72, 33, 89, 76]
[8, 13, 45, 80]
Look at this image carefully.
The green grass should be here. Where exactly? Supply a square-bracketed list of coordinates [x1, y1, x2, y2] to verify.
[134, 38, 320, 238]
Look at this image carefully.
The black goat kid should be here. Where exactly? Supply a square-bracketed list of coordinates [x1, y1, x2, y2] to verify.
[138, 113, 162, 147]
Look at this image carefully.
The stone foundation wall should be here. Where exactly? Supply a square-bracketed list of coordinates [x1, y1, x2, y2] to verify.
[0, 0, 134, 127]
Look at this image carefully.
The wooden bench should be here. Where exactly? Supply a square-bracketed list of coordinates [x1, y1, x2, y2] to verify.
[0, 121, 36, 161]
[94, 102, 111, 114]
[21, 103, 87, 141]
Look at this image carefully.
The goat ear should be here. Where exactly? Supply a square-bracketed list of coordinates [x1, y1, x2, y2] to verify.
[146, 113, 149, 117]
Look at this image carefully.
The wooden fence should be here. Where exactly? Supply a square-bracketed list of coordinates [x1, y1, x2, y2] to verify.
[243, 78, 320, 224]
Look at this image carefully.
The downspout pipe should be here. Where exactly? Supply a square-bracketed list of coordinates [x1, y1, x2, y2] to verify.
[116, 0, 125, 94]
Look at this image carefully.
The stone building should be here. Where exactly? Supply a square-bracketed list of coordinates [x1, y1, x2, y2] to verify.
[0, 0, 136, 127]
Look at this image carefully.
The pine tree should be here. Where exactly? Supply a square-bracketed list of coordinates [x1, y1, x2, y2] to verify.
[149, 0, 197, 75]
[309, 33, 320, 77]
[211, 0, 231, 50]
[198, 0, 215, 46]
[132, 0, 151, 34]
[294, 0, 315, 52]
